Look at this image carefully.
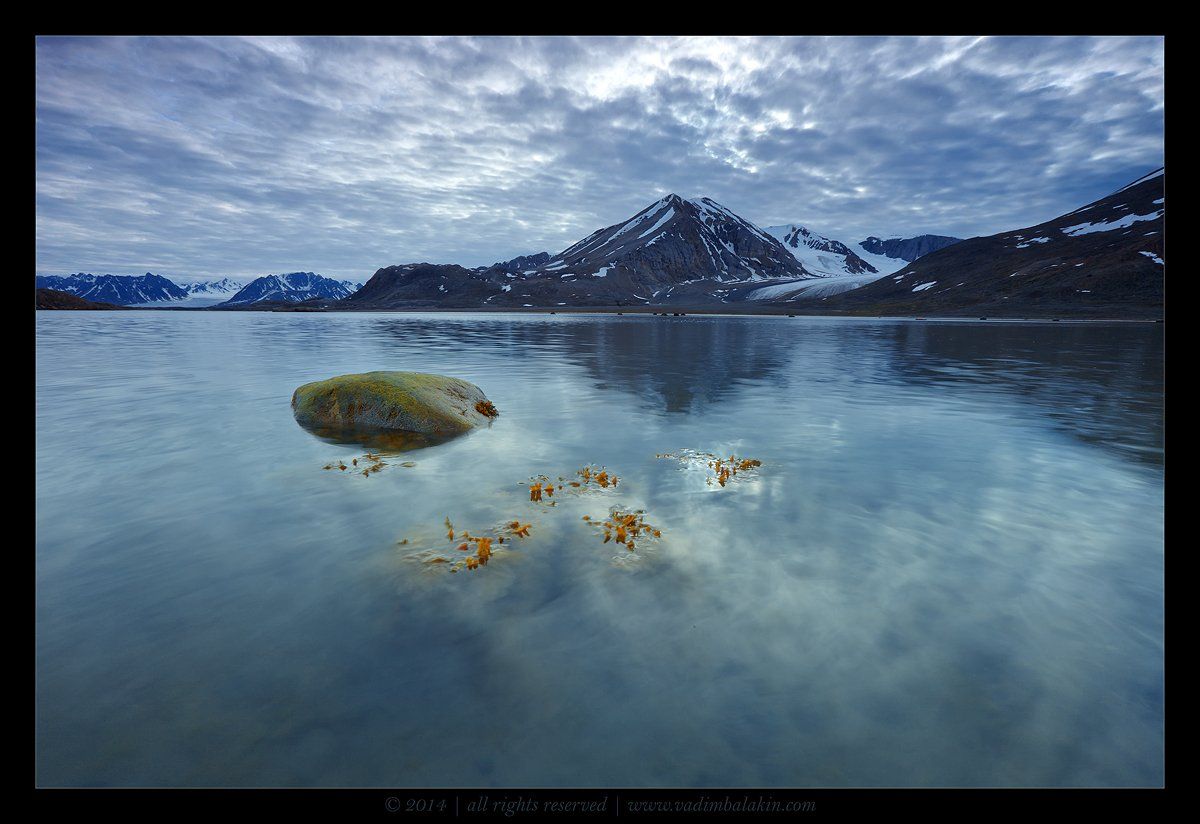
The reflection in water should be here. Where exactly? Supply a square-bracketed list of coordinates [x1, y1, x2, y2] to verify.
[36, 312, 1163, 787]
[363, 316, 1164, 463]
[881, 323, 1164, 466]
[297, 421, 468, 453]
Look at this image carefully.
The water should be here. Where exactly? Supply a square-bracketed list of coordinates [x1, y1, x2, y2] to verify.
[35, 312, 1164, 787]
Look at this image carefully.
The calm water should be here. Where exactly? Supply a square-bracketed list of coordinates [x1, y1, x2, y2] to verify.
[35, 312, 1164, 787]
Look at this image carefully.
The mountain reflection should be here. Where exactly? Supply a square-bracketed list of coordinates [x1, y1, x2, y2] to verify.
[366, 315, 798, 415]
[358, 315, 1162, 466]
[880, 322, 1164, 466]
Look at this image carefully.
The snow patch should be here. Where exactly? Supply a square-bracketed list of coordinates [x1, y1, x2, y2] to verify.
[1061, 209, 1164, 236]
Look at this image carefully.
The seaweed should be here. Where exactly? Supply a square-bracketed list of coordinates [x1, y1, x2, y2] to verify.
[408, 517, 535, 574]
[575, 465, 618, 489]
[656, 450, 762, 487]
[585, 507, 662, 552]
[321, 451, 394, 477]
[527, 466, 619, 502]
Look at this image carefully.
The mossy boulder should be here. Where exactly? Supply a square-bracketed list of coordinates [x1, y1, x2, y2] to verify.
[291, 371, 497, 437]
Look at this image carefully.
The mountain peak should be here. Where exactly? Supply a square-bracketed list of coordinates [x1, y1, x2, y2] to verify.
[511, 193, 811, 294]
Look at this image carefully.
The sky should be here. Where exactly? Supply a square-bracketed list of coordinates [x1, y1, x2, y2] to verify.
[36, 35, 1165, 281]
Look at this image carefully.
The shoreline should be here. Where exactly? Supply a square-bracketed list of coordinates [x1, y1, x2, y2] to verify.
[36, 304, 1165, 323]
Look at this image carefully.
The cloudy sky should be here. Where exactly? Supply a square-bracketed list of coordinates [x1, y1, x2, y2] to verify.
[36, 36, 1164, 281]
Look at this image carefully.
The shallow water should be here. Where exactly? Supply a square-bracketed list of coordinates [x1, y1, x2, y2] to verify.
[35, 312, 1164, 787]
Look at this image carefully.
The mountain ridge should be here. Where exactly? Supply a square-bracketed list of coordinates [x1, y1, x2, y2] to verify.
[818, 168, 1164, 316]
[222, 272, 362, 305]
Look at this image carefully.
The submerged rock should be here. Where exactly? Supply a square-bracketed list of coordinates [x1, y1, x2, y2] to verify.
[292, 371, 497, 439]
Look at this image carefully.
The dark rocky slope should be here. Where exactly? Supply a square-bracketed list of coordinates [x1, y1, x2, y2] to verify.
[859, 235, 962, 262]
[36, 288, 129, 310]
[820, 169, 1164, 317]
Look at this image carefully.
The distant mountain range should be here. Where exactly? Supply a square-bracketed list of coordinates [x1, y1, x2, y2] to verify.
[35, 272, 189, 305]
[345, 195, 954, 310]
[33, 271, 362, 307]
[35, 167, 1163, 317]
[223, 272, 362, 305]
[822, 168, 1164, 317]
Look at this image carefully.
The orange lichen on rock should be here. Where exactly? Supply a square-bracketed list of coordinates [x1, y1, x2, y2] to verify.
[475, 400, 500, 419]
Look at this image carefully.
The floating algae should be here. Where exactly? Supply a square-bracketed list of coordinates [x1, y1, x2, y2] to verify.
[656, 450, 762, 487]
[583, 507, 662, 552]
[405, 517, 536, 573]
[574, 465, 619, 489]
[321, 451, 397, 477]
[524, 466, 620, 505]
[528, 477, 556, 503]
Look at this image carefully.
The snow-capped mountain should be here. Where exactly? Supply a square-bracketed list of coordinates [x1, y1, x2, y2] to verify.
[763, 224, 884, 277]
[33, 273, 252, 306]
[537, 194, 809, 284]
[167, 278, 248, 305]
[748, 225, 964, 302]
[35, 272, 189, 305]
[222, 272, 363, 305]
[349, 194, 818, 309]
[130, 277, 251, 306]
[826, 168, 1163, 316]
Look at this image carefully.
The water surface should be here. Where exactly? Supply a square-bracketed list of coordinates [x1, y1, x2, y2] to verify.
[35, 312, 1164, 787]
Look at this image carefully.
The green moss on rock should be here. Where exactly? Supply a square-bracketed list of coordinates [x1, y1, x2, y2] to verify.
[292, 371, 496, 437]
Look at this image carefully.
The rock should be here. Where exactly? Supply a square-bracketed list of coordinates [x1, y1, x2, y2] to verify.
[292, 371, 497, 436]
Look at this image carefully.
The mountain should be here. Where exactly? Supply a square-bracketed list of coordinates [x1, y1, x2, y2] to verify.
[751, 223, 933, 300]
[763, 224, 883, 277]
[349, 195, 817, 309]
[222, 272, 362, 305]
[488, 252, 552, 274]
[821, 168, 1164, 317]
[166, 277, 249, 306]
[859, 234, 962, 262]
[35, 272, 188, 305]
[32, 273, 252, 306]
[345, 263, 503, 309]
[36, 287, 129, 310]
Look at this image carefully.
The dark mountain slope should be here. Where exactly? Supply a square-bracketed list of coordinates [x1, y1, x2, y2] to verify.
[859, 235, 962, 262]
[344, 263, 506, 308]
[824, 169, 1164, 317]
[36, 288, 129, 310]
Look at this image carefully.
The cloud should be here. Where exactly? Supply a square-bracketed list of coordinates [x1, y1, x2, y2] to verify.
[36, 35, 1164, 280]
